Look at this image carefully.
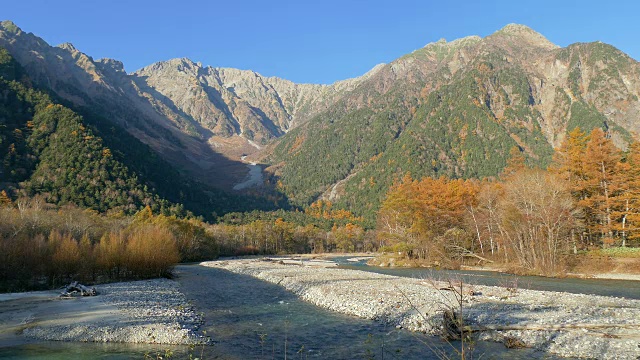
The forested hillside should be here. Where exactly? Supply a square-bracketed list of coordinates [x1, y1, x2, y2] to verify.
[0, 48, 268, 218]
[2, 21, 640, 229]
[375, 127, 640, 275]
[269, 26, 640, 223]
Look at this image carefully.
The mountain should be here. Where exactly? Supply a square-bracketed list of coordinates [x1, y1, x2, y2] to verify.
[0, 47, 269, 219]
[268, 24, 640, 222]
[1, 21, 639, 224]
[133, 58, 384, 143]
[0, 20, 384, 190]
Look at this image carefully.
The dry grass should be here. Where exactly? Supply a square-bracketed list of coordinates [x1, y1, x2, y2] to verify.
[569, 255, 616, 275]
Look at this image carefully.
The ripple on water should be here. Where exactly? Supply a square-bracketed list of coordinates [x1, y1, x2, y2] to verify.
[174, 264, 560, 359]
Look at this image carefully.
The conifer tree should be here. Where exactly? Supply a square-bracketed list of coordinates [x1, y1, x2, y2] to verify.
[615, 141, 640, 246]
[581, 128, 622, 246]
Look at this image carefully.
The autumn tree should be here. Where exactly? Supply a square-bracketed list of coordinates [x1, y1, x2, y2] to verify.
[501, 146, 527, 180]
[125, 225, 179, 278]
[551, 127, 624, 247]
[377, 175, 478, 261]
[332, 223, 364, 252]
[50, 231, 81, 283]
[0, 190, 11, 207]
[580, 129, 623, 246]
[614, 141, 640, 246]
[496, 168, 576, 274]
[96, 231, 127, 279]
[468, 180, 504, 258]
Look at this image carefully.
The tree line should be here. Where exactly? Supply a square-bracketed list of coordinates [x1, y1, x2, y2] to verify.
[0, 198, 217, 292]
[0, 196, 374, 292]
[376, 128, 640, 275]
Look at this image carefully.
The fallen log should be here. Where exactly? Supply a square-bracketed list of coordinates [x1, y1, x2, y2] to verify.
[60, 281, 97, 297]
[461, 252, 494, 263]
[446, 245, 494, 263]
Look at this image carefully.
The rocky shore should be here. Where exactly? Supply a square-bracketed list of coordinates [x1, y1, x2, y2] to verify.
[1, 278, 209, 345]
[203, 258, 640, 360]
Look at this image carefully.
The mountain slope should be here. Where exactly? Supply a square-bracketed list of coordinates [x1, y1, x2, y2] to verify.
[269, 24, 640, 222]
[0, 48, 264, 218]
[0, 21, 252, 189]
[0, 20, 384, 190]
[2, 21, 639, 224]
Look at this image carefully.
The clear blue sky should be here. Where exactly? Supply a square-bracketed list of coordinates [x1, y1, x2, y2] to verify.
[3, 0, 639, 84]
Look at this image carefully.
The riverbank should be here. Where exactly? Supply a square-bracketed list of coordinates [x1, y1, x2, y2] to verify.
[459, 265, 640, 282]
[369, 251, 640, 281]
[0, 278, 209, 346]
[203, 258, 640, 359]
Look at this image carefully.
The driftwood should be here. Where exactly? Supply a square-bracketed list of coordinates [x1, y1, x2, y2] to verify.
[60, 281, 97, 297]
[442, 309, 466, 340]
[460, 252, 494, 263]
[446, 245, 494, 263]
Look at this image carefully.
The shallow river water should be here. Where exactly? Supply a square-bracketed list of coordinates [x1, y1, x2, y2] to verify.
[4, 260, 629, 359]
[174, 264, 555, 359]
[333, 257, 640, 300]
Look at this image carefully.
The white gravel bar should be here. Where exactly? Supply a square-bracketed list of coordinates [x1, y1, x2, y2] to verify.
[1, 278, 208, 345]
[203, 258, 640, 360]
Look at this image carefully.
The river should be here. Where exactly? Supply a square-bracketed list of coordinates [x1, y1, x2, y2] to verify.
[174, 264, 553, 359]
[332, 257, 640, 300]
[5, 260, 632, 359]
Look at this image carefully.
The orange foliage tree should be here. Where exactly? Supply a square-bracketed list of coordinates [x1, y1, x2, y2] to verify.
[377, 175, 478, 260]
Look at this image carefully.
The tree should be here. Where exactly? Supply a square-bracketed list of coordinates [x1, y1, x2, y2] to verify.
[97, 231, 127, 279]
[125, 225, 179, 278]
[51, 232, 81, 282]
[497, 168, 576, 274]
[377, 175, 478, 261]
[580, 129, 622, 246]
[614, 141, 640, 246]
[551, 127, 588, 186]
[0, 190, 11, 207]
[501, 146, 527, 180]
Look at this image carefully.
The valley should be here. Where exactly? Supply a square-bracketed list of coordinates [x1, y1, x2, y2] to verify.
[1, 17, 640, 360]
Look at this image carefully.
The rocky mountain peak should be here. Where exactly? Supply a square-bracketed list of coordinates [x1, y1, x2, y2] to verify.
[57, 42, 77, 52]
[0, 20, 21, 34]
[361, 63, 386, 78]
[137, 57, 201, 76]
[423, 35, 482, 49]
[96, 58, 125, 73]
[493, 23, 558, 50]
[499, 23, 536, 34]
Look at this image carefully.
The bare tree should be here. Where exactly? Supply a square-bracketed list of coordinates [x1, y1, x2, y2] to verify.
[496, 169, 577, 275]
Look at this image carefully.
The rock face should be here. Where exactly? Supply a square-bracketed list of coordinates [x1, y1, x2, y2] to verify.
[0, 20, 383, 187]
[132, 58, 383, 144]
[1, 20, 639, 198]
[269, 24, 640, 212]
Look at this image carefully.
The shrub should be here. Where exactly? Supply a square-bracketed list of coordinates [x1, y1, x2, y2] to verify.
[125, 225, 179, 278]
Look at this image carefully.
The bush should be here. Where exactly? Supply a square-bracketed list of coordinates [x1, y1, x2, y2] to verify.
[125, 225, 179, 278]
[233, 245, 260, 256]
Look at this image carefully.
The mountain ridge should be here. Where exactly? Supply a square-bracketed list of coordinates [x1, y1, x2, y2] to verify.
[1, 20, 639, 223]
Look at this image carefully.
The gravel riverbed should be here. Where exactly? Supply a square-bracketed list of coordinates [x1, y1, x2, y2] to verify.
[3, 278, 209, 345]
[203, 258, 640, 359]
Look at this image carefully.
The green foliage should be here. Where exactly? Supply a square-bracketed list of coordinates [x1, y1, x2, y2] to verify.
[270, 50, 559, 225]
[219, 207, 362, 231]
[0, 48, 273, 219]
[594, 247, 640, 258]
[566, 101, 607, 134]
